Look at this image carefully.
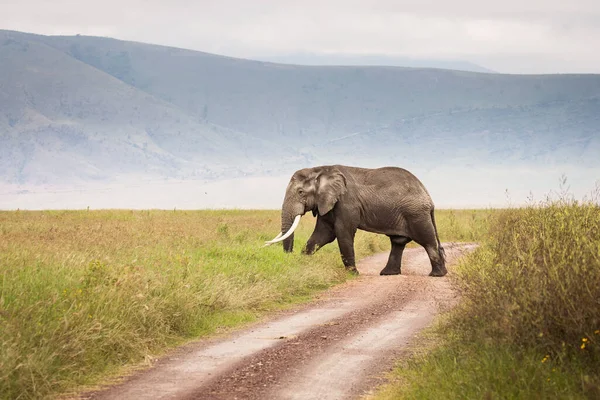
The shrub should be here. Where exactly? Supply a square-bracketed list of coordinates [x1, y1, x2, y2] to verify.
[454, 192, 600, 368]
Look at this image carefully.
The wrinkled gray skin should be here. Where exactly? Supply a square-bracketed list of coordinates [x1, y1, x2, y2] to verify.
[279, 165, 447, 276]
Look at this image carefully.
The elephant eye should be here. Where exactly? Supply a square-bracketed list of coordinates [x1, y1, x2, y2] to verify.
[298, 188, 304, 195]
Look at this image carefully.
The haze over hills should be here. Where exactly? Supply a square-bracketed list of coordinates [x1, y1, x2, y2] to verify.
[1, 29, 599, 208]
[253, 53, 495, 73]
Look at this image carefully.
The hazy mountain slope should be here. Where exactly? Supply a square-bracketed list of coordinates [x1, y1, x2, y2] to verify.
[0, 31, 294, 184]
[1, 30, 600, 188]
[306, 98, 600, 168]
[31, 32, 600, 142]
[253, 53, 495, 73]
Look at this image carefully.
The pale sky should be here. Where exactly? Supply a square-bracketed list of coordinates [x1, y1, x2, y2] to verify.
[1, 0, 600, 73]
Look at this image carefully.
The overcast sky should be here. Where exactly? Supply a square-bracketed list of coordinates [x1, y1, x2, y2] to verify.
[2, 0, 599, 74]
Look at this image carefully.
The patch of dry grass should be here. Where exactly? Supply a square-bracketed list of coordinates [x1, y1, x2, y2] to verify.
[0, 209, 391, 399]
[434, 209, 492, 243]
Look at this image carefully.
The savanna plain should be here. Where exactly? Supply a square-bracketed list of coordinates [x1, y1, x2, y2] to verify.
[1, 191, 599, 399]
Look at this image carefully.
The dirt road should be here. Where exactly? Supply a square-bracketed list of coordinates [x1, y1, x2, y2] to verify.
[84, 243, 476, 400]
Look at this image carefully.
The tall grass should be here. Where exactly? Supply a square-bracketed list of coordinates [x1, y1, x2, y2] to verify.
[456, 197, 600, 359]
[0, 209, 390, 399]
[0, 208, 482, 399]
[374, 191, 600, 399]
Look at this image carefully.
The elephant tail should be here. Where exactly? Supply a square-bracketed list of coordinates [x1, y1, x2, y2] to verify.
[431, 209, 446, 262]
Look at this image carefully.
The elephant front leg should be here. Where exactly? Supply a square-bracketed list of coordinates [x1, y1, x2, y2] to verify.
[380, 235, 412, 275]
[302, 217, 336, 255]
[335, 226, 358, 274]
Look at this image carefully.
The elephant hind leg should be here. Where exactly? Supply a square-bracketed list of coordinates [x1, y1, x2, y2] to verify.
[424, 244, 447, 276]
[380, 235, 412, 275]
[409, 219, 447, 277]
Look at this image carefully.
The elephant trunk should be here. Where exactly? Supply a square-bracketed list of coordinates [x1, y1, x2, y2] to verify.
[279, 193, 306, 252]
[262, 184, 306, 251]
[280, 210, 296, 253]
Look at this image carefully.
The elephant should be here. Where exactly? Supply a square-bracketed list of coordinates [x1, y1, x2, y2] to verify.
[264, 165, 447, 277]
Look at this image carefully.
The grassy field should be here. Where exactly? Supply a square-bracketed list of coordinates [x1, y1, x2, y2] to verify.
[373, 193, 600, 399]
[0, 208, 483, 399]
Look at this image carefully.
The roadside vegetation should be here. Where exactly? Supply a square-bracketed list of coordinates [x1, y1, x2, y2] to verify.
[0, 208, 481, 399]
[374, 189, 600, 399]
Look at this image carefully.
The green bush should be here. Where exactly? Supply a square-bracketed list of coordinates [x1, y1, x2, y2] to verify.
[455, 196, 600, 363]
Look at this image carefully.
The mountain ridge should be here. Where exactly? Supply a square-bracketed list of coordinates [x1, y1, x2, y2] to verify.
[1, 29, 599, 188]
[252, 52, 496, 73]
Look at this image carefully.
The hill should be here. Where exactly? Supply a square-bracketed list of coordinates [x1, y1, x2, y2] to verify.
[253, 52, 495, 73]
[1, 29, 599, 191]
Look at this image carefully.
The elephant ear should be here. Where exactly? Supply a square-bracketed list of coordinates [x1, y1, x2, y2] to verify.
[317, 169, 347, 215]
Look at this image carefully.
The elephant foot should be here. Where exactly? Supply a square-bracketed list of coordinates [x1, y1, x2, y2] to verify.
[346, 266, 359, 275]
[429, 267, 448, 277]
[380, 267, 401, 276]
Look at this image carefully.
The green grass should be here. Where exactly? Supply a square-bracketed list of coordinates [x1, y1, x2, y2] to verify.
[371, 192, 600, 399]
[0, 208, 486, 399]
[0, 209, 388, 399]
[374, 338, 594, 400]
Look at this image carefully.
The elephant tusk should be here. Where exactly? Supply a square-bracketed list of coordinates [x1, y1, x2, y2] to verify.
[262, 232, 282, 247]
[263, 215, 301, 246]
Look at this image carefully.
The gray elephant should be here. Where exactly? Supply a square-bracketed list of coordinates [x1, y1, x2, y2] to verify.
[264, 165, 447, 276]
